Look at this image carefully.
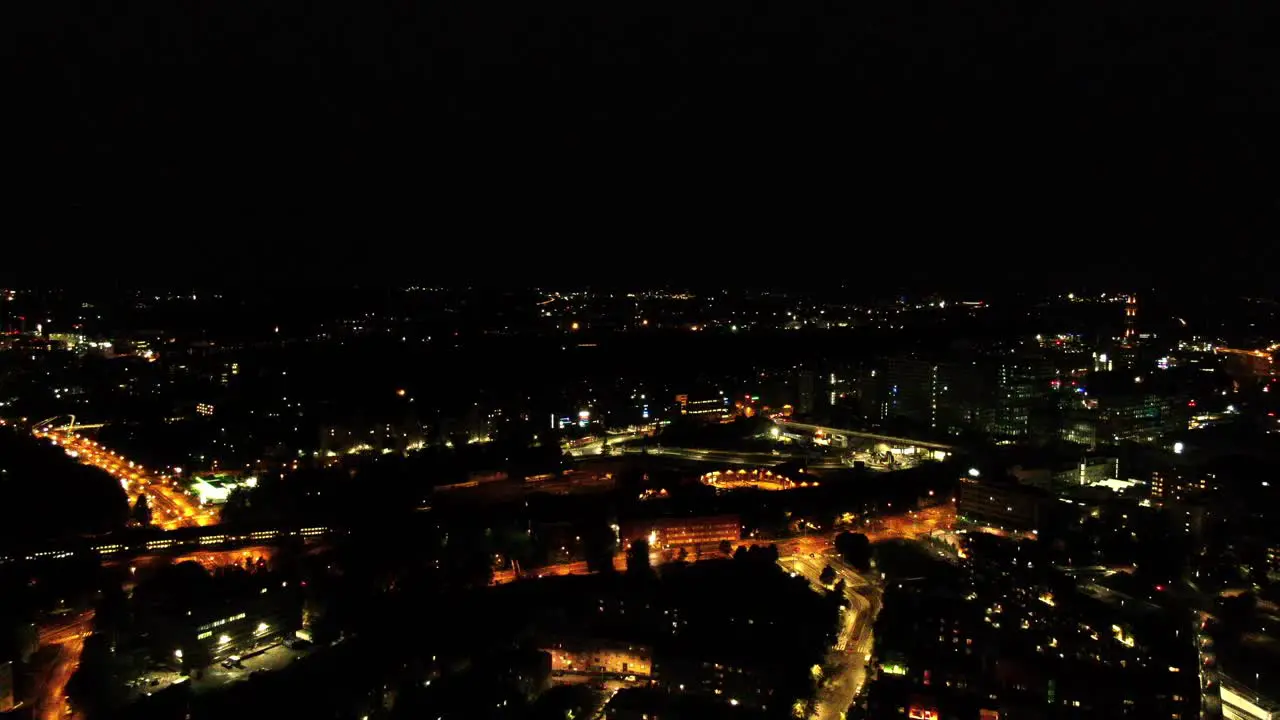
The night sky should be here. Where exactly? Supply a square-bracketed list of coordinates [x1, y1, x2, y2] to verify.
[4, 0, 1278, 292]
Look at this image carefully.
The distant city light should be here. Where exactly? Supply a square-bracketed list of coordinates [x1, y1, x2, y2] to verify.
[1173, 442, 1184, 454]
[968, 468, 980, 478]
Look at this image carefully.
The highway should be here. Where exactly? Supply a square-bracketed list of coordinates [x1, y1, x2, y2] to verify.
[35, 429, 218, 530]
[616, 445, 858, 470]
[779, 420, 956, 452]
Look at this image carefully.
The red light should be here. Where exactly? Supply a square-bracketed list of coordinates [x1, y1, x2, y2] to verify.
[1155, 584, 1165, 591]
[1188, 400, 1196, 407]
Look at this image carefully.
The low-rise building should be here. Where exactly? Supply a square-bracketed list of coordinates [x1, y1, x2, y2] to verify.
[542, 638, 652, 676]
[620, 515, 740, 553]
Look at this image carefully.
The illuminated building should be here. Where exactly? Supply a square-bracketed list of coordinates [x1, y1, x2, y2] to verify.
[957, 475, 1045, 531]
[543, 639, 652, 676]
[1061, 392, 1178, 449]
[220, 361, 239, 386]
[986, 357, 1055, 438]
[143, 583, 302, 670]
[196, 402, 215, 417]
[620, 515, 740, 551]
[1221, 678, 1279, 720]
[187, 471, 257, 504]
[861, 355, 1051, 438]
[1149, 470, 1215, 503]
[675, 394, 728, 420]
[1268, 542, 1280, 575]
[869, 357, 937, 427]
[700, 468, 806, 491]
[1124, 294, 1138, 342]
[1007, 455, 1118, 491]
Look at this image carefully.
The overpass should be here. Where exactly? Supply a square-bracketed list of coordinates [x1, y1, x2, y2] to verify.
[779, 421, 957, 452]
[0, 523, 344, 567]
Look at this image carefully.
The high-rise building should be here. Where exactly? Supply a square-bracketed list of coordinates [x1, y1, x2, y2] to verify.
[795, 370, 816, 415]
[1124, 294, 1138, 341]
[862, 355, 1051, 438]
[874, 358, 936, 427]
[986, 357, 1055, 438]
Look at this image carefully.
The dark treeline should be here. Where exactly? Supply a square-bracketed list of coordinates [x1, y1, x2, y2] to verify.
[0, 428, 128, 548]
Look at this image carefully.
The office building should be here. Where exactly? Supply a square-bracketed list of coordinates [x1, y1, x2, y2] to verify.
[986, 357, 1055, 438]
[957, 475, 1046, 531]
[675, 394, 728, 421]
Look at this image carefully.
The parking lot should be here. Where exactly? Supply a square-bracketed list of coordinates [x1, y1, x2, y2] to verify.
[127, 641, 313, 699]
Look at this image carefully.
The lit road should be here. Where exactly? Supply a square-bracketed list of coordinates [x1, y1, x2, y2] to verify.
[493, 505, 955, 586]
[773, 504, 957, 559]
[1213, 346, 1273, 359]
[118, 545, 279, 576]
[33, 610, 93, 720]
[567, 433, 646, 458]
[779, 552, 879, 720]
[35, 429, 218, 529]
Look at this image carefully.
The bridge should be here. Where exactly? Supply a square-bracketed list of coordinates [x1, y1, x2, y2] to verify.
[0, 523, 344, 567]
[31, 414, 108, 432]
[779, 420, 957, 452]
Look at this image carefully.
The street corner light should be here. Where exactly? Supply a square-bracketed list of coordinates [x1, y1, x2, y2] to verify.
[968, 468, 981, 478]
